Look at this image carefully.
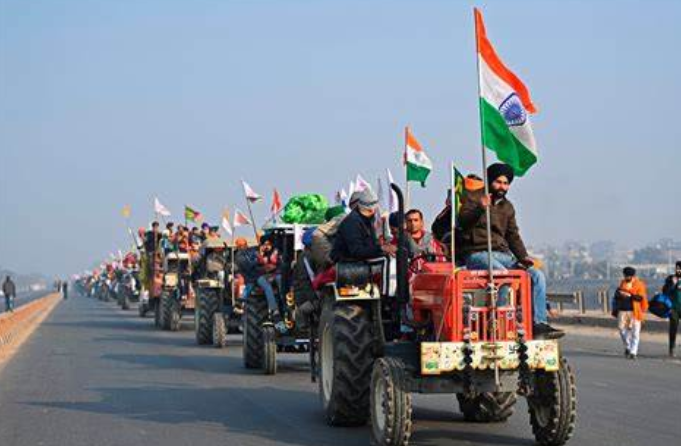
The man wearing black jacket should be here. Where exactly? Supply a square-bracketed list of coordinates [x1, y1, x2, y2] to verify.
[331, 188, 394, 262]
[663, 261, 681, 357]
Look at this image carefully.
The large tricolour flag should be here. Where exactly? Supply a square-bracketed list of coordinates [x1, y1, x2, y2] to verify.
[405, 127, 432, 187]
[476, 8, 538, 176]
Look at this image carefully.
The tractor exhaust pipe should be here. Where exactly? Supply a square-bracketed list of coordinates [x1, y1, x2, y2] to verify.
[390, 184, 409, 305]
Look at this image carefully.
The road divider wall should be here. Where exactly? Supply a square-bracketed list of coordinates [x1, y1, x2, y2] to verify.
[0, 293, 61, 351]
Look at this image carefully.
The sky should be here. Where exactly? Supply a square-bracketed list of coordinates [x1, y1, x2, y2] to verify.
[1, 0, 680, 277]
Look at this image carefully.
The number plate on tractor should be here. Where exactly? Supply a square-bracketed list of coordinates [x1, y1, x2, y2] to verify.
[420, 340, 560, 375]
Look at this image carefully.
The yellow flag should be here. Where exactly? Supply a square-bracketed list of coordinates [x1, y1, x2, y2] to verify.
[122, 204, 131, 218]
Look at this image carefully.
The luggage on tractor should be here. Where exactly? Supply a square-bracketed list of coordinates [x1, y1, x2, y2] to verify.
[158, 252, 195, 331]
[315, 184, 576, 446]
[242, 224, 315, 375]
[193, 238, 243, 347]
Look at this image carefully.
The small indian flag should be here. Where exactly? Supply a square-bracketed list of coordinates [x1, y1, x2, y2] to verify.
[476, 8, 538, 176]
[405, 127, 432, 187]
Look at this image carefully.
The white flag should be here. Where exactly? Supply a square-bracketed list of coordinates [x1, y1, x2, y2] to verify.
[154, 197, 171, 217]
[348, 180, 356, 199]
[355, 174, 372, 192]
[242, 180, 262, 203]
[338, 188, 348, 207]
[233, 209, 251, 227]
[221, 217, 233, 236]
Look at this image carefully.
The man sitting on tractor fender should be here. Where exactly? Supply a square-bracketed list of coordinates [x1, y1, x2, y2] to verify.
[459, 162, 563, 339]
[331, 188, 395, 263]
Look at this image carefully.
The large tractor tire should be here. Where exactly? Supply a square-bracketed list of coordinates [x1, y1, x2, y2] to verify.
[153, 299, 162, 328]
[318, 299, 376, 426]
[456, 392, 517, 423]
[370, 357, 413, 446]
[121, 290, 131, 310]
[195, 288, 221, 345]
[213, 313, 227, 348]
[262, 325, 277, 375]
[528, 357, 577, 446]
[161, 291, 181, 331]
[138, 301, 148, 318]
[243, 293, 268, 369]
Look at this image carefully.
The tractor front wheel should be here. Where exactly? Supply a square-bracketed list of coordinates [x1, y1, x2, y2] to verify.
[370, 357, 412, 446]
[527, 357, 577, 446]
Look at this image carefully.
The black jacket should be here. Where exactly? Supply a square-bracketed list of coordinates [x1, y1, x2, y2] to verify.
[331, 209, 383, 262]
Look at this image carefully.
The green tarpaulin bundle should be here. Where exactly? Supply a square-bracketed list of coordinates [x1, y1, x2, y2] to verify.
[281, 194, 329, 224]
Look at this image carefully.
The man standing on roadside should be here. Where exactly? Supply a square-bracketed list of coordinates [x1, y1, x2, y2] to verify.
[663, 261, 681, 357]
[62, 281, 69, 300]
[612, 267, 648, 360]
[3, 276, 17, 312]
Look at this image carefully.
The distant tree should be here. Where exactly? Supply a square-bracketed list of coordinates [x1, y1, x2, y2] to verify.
[632, 247, 666, 264]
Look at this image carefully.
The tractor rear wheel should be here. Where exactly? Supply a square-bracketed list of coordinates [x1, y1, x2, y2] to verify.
[370, 357, 412, 446]
[213, 313, 227, 348]
[121, 290, 131, 310]
[318, 299, 376, 426]
[195, 288, 220, 345]
[161, 291, 181, 331]
[528, 357, 577, 446]
[153, 298, 162, 328]
[243, 293, 268, 369]
[457, 392, 517, 422]
[262, 325, 277, 375]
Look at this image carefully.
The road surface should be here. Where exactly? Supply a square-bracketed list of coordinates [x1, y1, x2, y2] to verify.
[0, 294, 679, 446]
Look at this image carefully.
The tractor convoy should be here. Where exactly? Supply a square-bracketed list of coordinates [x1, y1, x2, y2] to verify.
[77, 181, 577, 446]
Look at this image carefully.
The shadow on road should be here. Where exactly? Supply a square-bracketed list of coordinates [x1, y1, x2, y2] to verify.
[25, 385, 364, 446]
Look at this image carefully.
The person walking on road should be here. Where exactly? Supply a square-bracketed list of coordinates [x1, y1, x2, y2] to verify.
[663, 261, 681, 357]
[612, 267, 648, 360]
[62, 281, 69, 300]
[3, 276, 16, 312]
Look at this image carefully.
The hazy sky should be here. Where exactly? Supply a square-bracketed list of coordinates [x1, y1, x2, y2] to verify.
[1, 0, 679, 276]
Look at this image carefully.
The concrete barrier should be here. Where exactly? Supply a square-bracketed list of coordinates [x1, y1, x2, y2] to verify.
[0, 293, 61, 351]
[553, 309, 670, 333]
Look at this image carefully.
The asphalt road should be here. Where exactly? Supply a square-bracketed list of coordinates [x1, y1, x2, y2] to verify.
[0, 294, 679, 446]
[0, 289, 52, 314]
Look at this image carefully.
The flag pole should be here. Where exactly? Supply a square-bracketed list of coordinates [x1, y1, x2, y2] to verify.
[450, 161, 456, 272]
[404, 126, 411, 210]
[245, 198, 259, 241]
[230, 227, 236, 307]
[474, 7, 500, 387]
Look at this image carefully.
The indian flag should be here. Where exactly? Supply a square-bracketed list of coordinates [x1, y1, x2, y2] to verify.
[405, 127, 432, 187]
[476, 8, 538, 176]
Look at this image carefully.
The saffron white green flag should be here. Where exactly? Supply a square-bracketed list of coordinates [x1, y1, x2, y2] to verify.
[476, 8, 538, 176]
[405, 127, 432, 187]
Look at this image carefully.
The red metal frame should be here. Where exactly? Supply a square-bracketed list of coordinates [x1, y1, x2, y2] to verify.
[411, 265, 534, 342]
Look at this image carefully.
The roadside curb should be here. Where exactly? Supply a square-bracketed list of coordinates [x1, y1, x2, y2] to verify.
[554, 312, 670, 333]
[0, 293, 61, 353]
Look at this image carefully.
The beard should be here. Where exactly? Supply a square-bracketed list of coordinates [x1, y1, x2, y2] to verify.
[491, 188, 507, 200]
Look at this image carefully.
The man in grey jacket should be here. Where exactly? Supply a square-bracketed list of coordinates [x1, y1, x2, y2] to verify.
[3, 276, 17, 312]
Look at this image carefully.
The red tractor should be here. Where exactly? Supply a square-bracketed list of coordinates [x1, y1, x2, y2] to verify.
[315, 184, 576, 446]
